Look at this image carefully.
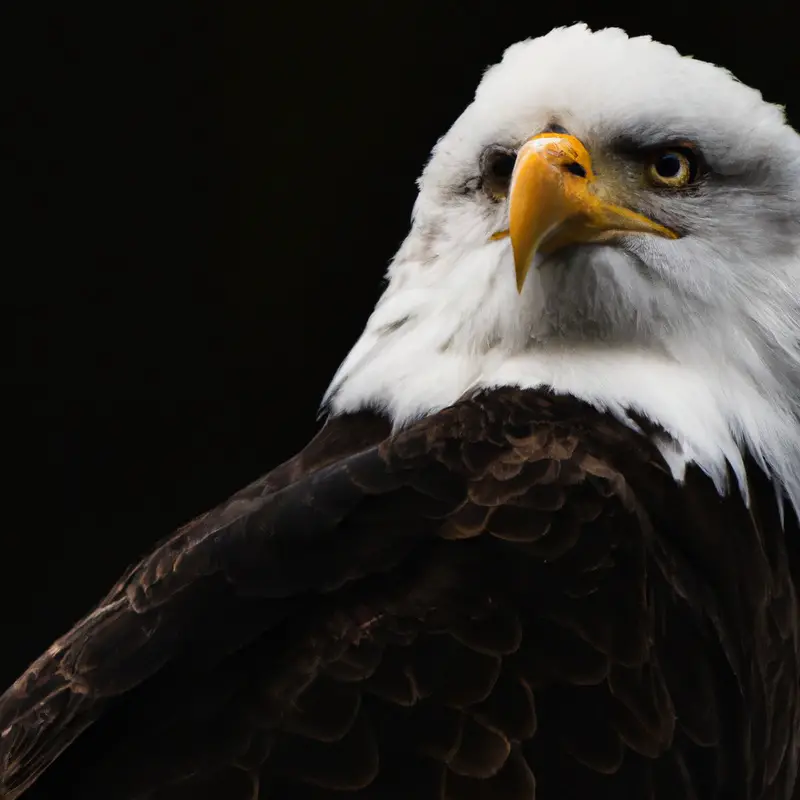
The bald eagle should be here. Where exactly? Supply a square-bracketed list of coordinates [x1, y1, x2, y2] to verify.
[2, 24, 800, 800]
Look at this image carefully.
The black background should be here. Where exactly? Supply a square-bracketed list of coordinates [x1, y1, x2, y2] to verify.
[6, 3, 798, 688]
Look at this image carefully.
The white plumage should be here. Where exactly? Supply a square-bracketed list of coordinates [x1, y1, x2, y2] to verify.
[324, 24, 800, 516]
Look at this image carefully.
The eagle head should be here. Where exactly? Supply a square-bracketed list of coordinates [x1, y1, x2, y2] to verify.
[324, 24, 800, 512]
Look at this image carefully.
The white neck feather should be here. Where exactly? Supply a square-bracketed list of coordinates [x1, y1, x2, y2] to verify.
[323, 247, 800, 519]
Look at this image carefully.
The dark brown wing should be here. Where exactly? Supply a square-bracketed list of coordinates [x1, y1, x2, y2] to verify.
[0, 389, 798, 800]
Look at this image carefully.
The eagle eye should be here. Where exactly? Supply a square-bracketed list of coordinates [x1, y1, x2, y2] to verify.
[481, 146, 517, 199]
[645, 147, 698, 188]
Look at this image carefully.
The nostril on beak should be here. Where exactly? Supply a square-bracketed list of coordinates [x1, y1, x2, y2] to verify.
[564, 162, 588, 178]
[542, 122, 570, 135]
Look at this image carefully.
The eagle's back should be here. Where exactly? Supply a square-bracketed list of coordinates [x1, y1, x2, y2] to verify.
[1, 390, 798, 799]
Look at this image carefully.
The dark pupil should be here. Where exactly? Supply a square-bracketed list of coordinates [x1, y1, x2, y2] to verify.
[491, 153, 516, 180]
[655, 153, 682, 178]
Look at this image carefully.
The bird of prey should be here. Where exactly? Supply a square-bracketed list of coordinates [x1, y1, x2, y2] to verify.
[2, 23, 800, 800]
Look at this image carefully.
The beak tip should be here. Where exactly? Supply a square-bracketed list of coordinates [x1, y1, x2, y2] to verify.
[514, 259, 529, 294]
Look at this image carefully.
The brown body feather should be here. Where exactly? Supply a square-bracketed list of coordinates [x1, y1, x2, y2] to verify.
[0, 389, 798, 799]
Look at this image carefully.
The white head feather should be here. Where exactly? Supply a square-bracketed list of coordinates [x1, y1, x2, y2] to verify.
[323, 24, 800, 514]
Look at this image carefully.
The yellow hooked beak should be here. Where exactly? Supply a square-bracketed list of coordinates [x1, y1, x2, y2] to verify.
[496, 133, 678, 292]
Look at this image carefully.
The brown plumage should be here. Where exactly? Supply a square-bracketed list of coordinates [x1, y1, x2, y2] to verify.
[1, 389, 798, 799]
